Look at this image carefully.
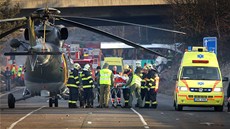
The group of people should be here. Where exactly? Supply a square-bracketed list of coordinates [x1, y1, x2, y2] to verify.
[66, 62, 160, 109]
[114, 63, 160, 108]
[1, 62, 25, 91]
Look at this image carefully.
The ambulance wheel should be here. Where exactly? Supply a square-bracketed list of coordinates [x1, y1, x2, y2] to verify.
[175, 101, 183, 111]
[49, 98, 53, 107]
[214, 106, 223, 112]
[8, 93, 15, 108]
[54, 97, 58, 107]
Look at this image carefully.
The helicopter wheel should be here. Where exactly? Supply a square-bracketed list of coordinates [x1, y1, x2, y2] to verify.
[54, 97, 58, 107]
[8, 93, 16, 108]
[49, 97, 58, 107]
[49, 98, 53, 107]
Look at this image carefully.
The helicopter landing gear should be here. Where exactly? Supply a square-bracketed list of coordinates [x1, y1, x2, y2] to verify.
[49, 96, 58, 107]
[8, 93, 16, 108]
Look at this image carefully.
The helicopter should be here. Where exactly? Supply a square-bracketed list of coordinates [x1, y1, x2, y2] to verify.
[0, 7, 185, 108]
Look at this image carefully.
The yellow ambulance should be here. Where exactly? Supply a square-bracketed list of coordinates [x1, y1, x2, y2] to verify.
[174, 46, 228, 111]
[104, 57, 124, 73]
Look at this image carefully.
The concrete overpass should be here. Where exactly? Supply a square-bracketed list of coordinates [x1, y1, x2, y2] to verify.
[14, 0, 172, 26]
[12, 0, 175, 43]
[12, 0, 168, 8]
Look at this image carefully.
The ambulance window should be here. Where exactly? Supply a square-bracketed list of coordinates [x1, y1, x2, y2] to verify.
[181, 67, 195, 80]
[181, 67, 220, 80]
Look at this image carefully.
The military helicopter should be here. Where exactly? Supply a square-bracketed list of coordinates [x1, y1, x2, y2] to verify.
[0, 7, 185, 108]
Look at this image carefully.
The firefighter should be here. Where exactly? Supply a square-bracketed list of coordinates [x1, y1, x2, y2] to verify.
[81, 64, 94, 108]
[97, 63, 114, 108]
[66, 63, 81, 108]
[78, 66, 84, 108]
[145, 64, 160, 108]
[140, 66, 149, 107]
[122, 64, 133, 108]
[17, 65, 23, 86]
[123, 67, 143, 108]
[10, 63, 17, 84]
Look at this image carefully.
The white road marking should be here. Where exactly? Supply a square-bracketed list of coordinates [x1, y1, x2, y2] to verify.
[131, 108, 150, 129]
[200, 122, 214, 126]
[0, 87, 24, 98]
[87, 121, 92, 124]
[8, 106, 45, 129]
[185, 113, 194, 116]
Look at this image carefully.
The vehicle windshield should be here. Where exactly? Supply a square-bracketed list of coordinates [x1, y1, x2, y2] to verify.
[181, 67, 220, 80]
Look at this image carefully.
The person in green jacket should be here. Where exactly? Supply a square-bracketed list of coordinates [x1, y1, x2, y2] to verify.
[123, 67, 143, 108]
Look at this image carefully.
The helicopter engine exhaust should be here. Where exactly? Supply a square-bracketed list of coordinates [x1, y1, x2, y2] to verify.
[10, 39, 21, 48]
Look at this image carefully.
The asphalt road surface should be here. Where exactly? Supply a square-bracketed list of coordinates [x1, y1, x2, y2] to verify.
[0, 87, 230, 129]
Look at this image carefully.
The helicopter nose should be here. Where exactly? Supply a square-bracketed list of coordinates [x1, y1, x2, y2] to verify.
[32, 44, 52, 65]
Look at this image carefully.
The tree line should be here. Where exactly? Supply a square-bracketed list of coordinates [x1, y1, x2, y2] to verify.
[167, 0, 230, 62]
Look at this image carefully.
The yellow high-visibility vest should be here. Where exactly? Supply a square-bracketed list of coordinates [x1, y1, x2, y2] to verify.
[131, 74, 142, 86]
[99, 69, 112, 85]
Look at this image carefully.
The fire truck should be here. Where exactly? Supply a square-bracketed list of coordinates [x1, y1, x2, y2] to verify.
[68, 44, 101, 79]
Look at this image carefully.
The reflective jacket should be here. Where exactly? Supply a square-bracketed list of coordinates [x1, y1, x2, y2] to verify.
[146, 69, 160, 89]
[130, 74, 142, 86]
[141, 72, 148, 89]
[99, 69, 112, 85]
[81, 70, 93, 88]
[17, 67, 22, 77]
[66, 68, 80, 88]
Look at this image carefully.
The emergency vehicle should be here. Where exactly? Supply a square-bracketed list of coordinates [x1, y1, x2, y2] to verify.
[174, 46, 228, 111]
[104, 57, 124, 73]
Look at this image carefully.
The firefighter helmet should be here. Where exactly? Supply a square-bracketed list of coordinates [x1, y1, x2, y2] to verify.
[146, 64, 153, 70]
[74, 63, 81, 70]
[124, 64, 130, 70]
[83, 64, 90, 71]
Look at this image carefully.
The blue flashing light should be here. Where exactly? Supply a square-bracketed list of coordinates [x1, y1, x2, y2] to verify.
[188, 46, 192, 51]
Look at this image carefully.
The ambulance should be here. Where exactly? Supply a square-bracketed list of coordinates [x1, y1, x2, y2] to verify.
[174, 46, 228, 111]
[104, 57, 124, 73]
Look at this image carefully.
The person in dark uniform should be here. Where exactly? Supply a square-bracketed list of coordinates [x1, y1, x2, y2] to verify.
[145, 64, 160, 108]
[140, 66, 149, 107]
[3, 67, 12, 91]
[227, 82, 230, 112]
[66, 63, 81, 108]
[122, 64, 133, 108]
[81, 64, 94, 108]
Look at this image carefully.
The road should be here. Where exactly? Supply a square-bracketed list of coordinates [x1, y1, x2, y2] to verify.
[0, 87, 230, 129]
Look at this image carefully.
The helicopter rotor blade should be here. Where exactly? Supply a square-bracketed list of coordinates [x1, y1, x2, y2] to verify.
[0, 24, 26, 39]
[28, 17, 36, 47]
[0, 17, 27, 23]
[4, 51, 62, 56]
[59, 16, 186, 35]
[59, 18, 166, 57]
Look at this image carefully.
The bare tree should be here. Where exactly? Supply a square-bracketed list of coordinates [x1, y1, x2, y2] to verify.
[167, 0, 230, 61]
[0, 0, 21, 41]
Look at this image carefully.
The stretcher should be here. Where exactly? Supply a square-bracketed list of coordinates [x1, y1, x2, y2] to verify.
[110, 74, 128, 107]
